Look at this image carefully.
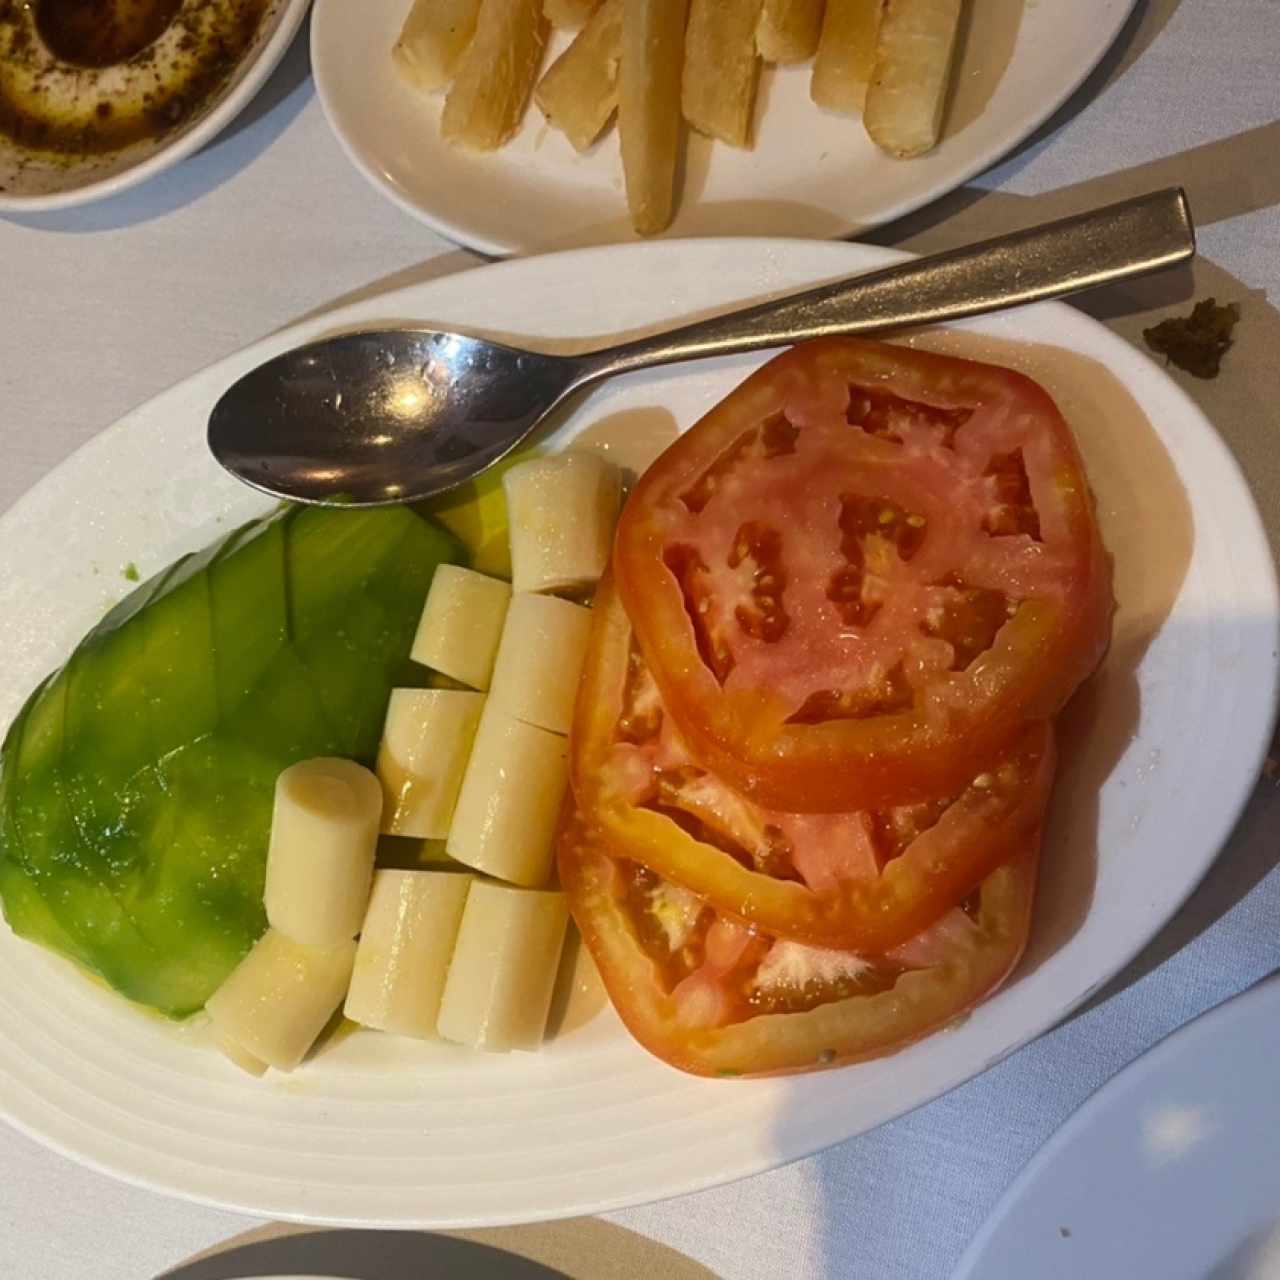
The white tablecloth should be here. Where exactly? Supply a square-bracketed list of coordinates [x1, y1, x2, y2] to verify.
[2, 2, 1278, 1276]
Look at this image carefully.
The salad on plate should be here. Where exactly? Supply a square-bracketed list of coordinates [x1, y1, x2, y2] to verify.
[0, 336, 1113, 1080]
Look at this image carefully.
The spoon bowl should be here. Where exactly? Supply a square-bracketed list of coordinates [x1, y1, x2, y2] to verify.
[209, 189, 1194, 506]
[208, 330, 588, 505]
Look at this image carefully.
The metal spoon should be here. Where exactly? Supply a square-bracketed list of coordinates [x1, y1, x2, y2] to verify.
[208, 188, 1194, 506]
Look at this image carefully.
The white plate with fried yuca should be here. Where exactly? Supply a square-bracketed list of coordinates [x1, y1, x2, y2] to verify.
[311, 0, 1139, 254]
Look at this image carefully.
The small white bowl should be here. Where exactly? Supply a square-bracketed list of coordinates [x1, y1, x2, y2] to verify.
[0, 0, 312, 213]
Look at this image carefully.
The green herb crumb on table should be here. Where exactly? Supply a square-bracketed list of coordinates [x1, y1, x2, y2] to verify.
[1143, 298, 1241, 380]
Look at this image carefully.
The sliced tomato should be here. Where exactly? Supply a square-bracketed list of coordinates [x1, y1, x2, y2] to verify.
[613, 338, 1111, 811]
[572, 576, 1054, 950]
[558, 804, 1040, 1077]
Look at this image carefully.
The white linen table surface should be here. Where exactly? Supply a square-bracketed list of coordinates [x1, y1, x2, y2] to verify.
[2, 1, 1278, 1276]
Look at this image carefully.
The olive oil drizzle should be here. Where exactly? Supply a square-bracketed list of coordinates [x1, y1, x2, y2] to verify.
[0, 0, 268, 156]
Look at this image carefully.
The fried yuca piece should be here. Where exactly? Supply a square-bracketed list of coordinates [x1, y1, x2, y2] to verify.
[756, 0, 825, 63]
[442, 0, 549, 150]
[811, 0, 882, 113]
[535, 0, 622, 151]
[545, 0, 599, 25]
[683, 0, 763, 148]
[619, 0, 689, 235]
[864, 0, 962, 157]
[393, 0, 483, 93]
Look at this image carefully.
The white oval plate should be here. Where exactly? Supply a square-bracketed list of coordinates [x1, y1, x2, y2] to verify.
[311, 0, 1138, 255]
[0, 240, 1275, 1228]
[0, 0, 311, 212]
[953, 974, 1280, 1280]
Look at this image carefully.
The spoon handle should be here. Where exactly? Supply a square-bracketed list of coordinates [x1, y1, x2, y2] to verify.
[581, 188, 1194, 381]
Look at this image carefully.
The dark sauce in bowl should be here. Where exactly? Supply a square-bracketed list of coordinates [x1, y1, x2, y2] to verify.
[0, 0, 269, 156]
[37, 0, 186, 66]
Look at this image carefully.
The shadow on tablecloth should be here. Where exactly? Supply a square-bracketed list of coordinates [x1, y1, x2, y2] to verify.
[155, 1219, 718, 1280]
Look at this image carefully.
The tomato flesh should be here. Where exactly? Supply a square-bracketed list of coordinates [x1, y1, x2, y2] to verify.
[613, 338, 1112, 811]
[571, 577, 1055, 951]
[559, 806, 1040, 1077]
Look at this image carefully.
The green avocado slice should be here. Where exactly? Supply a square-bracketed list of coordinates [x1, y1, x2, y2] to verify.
[0, 504, 461, 1017]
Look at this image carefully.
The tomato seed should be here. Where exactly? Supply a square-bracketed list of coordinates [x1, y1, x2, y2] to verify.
[982, 450, 1042, 540]
[761, 412, 801, 457]
[681, 429, 758, 514]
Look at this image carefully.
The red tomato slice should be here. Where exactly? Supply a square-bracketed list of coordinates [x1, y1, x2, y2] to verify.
[558, 805, 1040, 1077]
[572, 576, 1055, 950]
[613, 338, 1112, 811]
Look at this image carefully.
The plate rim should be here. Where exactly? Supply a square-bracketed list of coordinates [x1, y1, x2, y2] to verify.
[0, 237, 1276, 1229]
[950, 972, 1280, 1279]
[308, 0, 1142, 256]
